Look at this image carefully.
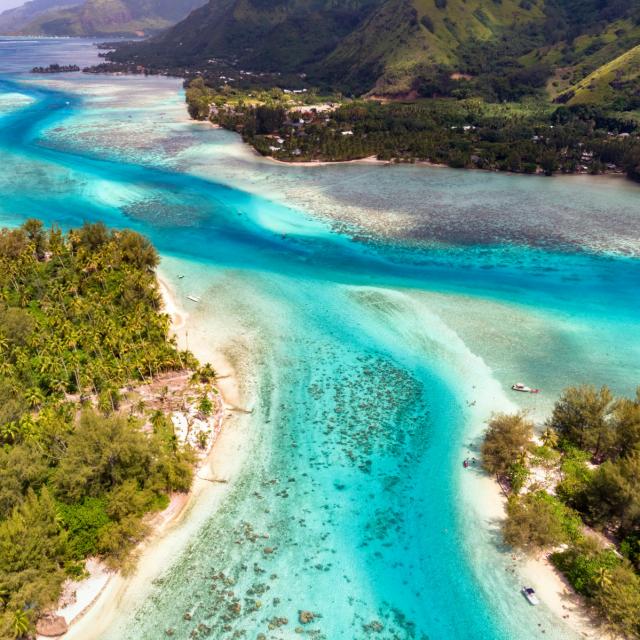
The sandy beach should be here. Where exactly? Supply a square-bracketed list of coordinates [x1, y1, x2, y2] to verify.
[477, 470, 612, 640]
[261, 153, 391, 167]
[39, 273, 249, 640]
[260, 150, 450, 169]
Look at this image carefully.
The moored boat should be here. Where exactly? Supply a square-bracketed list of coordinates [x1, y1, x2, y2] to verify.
[521, 586, 539, 605]
[511, 382, 540, 394]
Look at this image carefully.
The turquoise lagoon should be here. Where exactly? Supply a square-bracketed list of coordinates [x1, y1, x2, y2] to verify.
[1, 38, 640, 640]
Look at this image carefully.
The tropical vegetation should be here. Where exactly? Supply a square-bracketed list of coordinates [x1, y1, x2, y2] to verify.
[0, 220, 199, 638]
[186, 82, 640, 180]
[107, 0, 640, 104]
[482, 385, 640, 638]
[96, 0, 640, 178]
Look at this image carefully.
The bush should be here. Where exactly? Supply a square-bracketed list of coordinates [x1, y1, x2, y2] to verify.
[551, 538, 621, 597]
[621, 534, 640, 572]
[507, 462, 529, 494]
[504, 491, 582, 551]
[556, 447, 593, 506]
[481, 412, 533, 479]
[420, 15, 435, 32]
[58, 497, 111, 559]
[594, 565, 640, 638]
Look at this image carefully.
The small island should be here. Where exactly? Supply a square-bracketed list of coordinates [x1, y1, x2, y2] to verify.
[31, 64, 80, 74]
[481, 385, 640, 639]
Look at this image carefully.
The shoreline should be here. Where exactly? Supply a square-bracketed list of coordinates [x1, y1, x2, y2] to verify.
[261, 149, 628, 178]
[478, 474, 611, 639]
[38, 271, 242, 640]
[195, 118, 632, 180]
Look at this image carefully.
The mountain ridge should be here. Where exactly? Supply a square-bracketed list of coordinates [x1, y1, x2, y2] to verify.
[105, 0, 640, 108]
[0, 0, 207, 36]
[0, 0, 83, 34]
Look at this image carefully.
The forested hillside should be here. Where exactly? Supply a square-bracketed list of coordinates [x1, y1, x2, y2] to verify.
[319, 0, 547, 95]
[109, 0, 640, 105]
[109, 0, 382, 70]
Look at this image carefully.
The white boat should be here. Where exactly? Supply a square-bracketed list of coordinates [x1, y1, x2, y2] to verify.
[512, 382, 540, 394]
[187, 295, 201, 303]
[522, 586, 539, 605]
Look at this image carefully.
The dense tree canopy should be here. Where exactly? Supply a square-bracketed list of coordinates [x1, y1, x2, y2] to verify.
[0, 221, 197, 637]
[192, 86, 640, 181]
[549, 385, 616, 459]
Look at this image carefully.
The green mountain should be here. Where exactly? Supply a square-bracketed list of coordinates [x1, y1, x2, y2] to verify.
[14, 0, 207, 37]
[0, 0, 82, 34]
[320, 0, 546, 94]
[111, 0, 382, 69]
[109, 0, 640, 102]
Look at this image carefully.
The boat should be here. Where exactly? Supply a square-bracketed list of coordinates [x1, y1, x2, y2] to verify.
[511, 382, 540, 394]
[521, 587, 539, 605]
[178, 275, 185, 280]
[187, 295, 201, 303]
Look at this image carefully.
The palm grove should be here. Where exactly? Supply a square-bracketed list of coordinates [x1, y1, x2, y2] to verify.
[186, 81, 640, 180]
[482, 386, 640, 638]
[0, 221, 200, 638]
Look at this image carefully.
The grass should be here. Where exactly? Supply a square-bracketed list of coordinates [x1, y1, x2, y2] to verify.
[564, 44, 640, 105]
[539, 17, 640, 99]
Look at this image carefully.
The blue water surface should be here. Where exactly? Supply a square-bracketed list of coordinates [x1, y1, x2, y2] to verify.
[1, 38, 639, 640]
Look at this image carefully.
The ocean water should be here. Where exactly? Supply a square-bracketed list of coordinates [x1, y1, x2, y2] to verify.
[1, 38, 639, 640]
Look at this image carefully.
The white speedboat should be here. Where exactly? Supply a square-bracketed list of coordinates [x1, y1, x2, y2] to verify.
[512, 382, 540, 394]
[522, 586, 539, 605]
[187, 295, 201, 303]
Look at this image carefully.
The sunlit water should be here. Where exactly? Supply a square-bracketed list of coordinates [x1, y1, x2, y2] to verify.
[1, 37, 639, 640]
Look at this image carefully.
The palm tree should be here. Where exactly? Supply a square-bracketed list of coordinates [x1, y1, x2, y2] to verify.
[18, 415, 38, 442]
[38, 355, 55, 375]
[0, 360, 13, 376]
[0, 422, 19, 444]
[25, 387, 45, 409]
[51, 378, 68, 396]
[541, 427, 559, 448]
[12, 609, 29, 639]
[594, 567, 612, 590]
[193, 363, 217, 384]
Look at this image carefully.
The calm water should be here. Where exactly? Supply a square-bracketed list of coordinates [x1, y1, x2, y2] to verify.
[1, 38, 639, 640]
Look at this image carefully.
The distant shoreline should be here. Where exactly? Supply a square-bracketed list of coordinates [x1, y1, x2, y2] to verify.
[193, 117, 632, 180]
